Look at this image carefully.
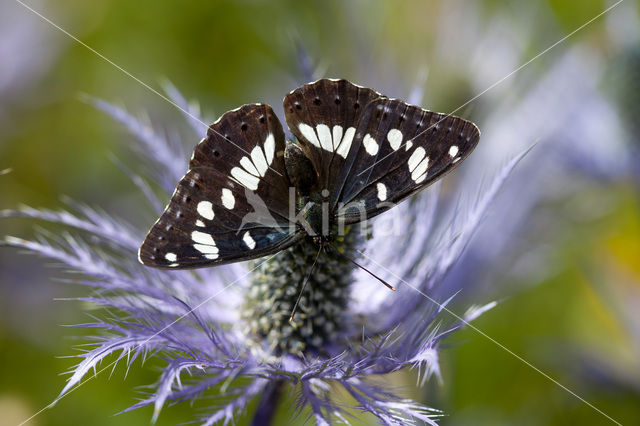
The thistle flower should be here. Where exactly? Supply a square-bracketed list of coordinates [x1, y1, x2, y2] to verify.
[2, 76, 526, 425]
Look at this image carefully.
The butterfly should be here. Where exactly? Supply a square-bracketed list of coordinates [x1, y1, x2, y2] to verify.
[138, 79, 480, 269]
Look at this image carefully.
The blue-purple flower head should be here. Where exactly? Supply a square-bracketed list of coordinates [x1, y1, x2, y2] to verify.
[3, 73, 525, 425]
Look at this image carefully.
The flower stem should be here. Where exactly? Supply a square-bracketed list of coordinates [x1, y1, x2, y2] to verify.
[251, 380, 284, 426]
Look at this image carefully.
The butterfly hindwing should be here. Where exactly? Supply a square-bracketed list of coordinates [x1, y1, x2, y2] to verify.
[283, 79, 380, 192]
[335, 97, 480, 222]
[139, 104, 302, 268]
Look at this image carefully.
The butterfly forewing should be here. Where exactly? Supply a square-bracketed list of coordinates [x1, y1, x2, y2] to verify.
[139, 104, 301, 269]
[192, 103, 290, 213]
[283, 79, 380, 192]
[335, 97, 480, 222]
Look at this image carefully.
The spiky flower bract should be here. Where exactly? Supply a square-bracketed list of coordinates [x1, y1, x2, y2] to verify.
[2, 79, 525, 425]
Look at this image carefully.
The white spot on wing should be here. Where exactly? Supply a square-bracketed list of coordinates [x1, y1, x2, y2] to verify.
[232, 134, 276, 191]
[335, 127, 355, 158]
[387, 129, 403, 150]
[251, 145, 268, 176]
[196, 201, 215, 220]
[449, 145, 459, 157]
[376, 183, 387, 201]
[240, 157, 259, 176]
[264, 133, 275, 165]
[192, 231, 215, 245]
[231, 167, 259, 190]
[363, 134, 379, 156]
[298, 122, 356, 158]
[412, 156, 429, 182]
[221, 188, 235, 209]
[332, 125, 343, 151]
[243, 231, 256, 249]
[299, 123, 320, 148]
[196, 219, 205, 227]
[165, 252, 177, 262]
[408, 147, 426, 172]
[192, 230, 219, 259]
[193, 246, 219, 259]
[316, 124, 333, 151]
[405, 140, 413, 151]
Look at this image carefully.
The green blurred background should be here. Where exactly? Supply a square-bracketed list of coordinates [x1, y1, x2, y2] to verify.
[1, 0, 639, 425]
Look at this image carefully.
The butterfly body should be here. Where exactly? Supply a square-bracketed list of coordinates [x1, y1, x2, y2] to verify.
[138, 79, 480, 269]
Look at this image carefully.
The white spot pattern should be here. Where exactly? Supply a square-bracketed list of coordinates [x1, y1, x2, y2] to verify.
[250, 145, 268, 176]
[412, 156, 429, 182]
[408, 147, 430, 183]
[376, 183, 387, 201]
[405, 140, 413, 151]
[298, 123, 355, 159]
[387, 129, 403, 150]
[263, 133, 275, 164]
[230, 134, 276, 191]
[196, 201, 214, 220]
[299, 123, 320, 148]
[317, 124, 333, 151]
[408, 147, 426, 172]
[191, 230, 219, 260]
[332, 125, 343, 150]
[363, 134, 379, 156]
[239, 157, 259, 176]
[335, 126, 355, 158]
[192, 230, 215, 245]
[449, 145, 459, 157]
[165, 252, 177, 262]
[221, 188, 235, 209]
[195, 220, 205, 227]
[243, 231, 256, 250]
[230, 168, 259, 191]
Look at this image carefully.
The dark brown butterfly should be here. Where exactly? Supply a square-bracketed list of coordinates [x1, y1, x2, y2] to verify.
[138, 79, 480, 269]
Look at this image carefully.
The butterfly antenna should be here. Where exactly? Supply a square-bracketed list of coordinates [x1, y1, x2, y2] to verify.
[289, 245, 323, 322]
[328, 245, 396, 291]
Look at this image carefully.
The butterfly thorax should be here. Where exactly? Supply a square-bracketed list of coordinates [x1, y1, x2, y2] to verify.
[285, 140, 336, 242]
[284, 141, 317, 197]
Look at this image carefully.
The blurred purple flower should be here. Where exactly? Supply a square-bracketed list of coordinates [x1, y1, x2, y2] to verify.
[416, 3, 636, 302]
[1, 77, 527, 425]
[442, 47, 630, 300]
